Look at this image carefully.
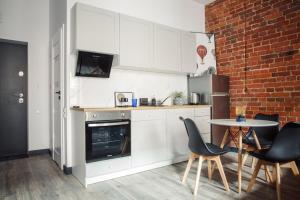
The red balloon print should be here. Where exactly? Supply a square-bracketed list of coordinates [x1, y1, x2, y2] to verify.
[197, 45, 207, 64]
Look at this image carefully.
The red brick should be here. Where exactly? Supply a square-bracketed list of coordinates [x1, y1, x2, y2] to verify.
[206, 0, 300, 125]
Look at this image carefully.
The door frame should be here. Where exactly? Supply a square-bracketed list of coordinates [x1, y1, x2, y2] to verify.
[50, 25, 65, 169]
[0, 39, 29, 158]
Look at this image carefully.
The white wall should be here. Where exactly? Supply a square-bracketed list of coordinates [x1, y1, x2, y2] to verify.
[50, 0, 67, 37]
[0, 0, 50, 151]
[65, 0, 205, 166]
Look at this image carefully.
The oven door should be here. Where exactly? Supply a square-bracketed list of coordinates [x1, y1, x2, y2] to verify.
[85, 120, 131, 163]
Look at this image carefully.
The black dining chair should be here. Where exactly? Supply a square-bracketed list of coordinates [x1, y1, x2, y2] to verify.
[243, 113, 280, 149]
[242, 113, 280, 170]
[179, 117, 230, 197]
[247, 122, 300, 200]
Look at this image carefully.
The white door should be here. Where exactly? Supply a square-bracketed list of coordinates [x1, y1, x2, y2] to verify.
[75, 3, 119, 54]
[154, 24, 181, 72]
[131, 120, 167, 167]
[51, 25, 65, 169]
[181, 31, 197, 74]
[166, 109, 194, 160]
[119, 14, 154, 69]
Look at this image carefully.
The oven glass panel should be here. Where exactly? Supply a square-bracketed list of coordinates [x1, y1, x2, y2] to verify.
[86, 120, 130, 162]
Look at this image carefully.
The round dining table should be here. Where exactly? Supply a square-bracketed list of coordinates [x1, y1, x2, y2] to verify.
[209, 119, 279, 194]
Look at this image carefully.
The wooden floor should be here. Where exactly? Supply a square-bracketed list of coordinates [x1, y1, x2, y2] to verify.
[0, 153, 299, 200]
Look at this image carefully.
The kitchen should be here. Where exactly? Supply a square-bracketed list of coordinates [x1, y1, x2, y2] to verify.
[0, 0, 299, 199]
[69, 2, 225, 186]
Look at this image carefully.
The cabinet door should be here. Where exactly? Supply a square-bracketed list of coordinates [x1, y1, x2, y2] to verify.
[120, 15, 154, 69]
[195, 116, 211, 143]
[181, 32, 197, 74]
[75, 3, 119, 54]
[131, 120, 167, 167]
[166, 109, 194, 160]
[154, 25, 181, 72]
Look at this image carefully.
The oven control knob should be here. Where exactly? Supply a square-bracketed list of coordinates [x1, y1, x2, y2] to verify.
[92, 114, 97, 118]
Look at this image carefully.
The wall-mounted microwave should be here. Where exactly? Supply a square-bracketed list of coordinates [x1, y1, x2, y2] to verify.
[76, 51, 113, 78]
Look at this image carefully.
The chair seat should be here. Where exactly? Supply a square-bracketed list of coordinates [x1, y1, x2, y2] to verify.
[249, 149, 294, 163]
[204, 143, 230, 156]
[243, 136, 273, 149]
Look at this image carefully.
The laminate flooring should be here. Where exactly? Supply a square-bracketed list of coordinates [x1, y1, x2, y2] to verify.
[0, 153, 299, 200]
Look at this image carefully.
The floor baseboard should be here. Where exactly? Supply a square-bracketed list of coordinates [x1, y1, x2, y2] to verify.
[0, 154, 28, 162]
[28, 149, 51, 156]
[63, 165, 72, 175]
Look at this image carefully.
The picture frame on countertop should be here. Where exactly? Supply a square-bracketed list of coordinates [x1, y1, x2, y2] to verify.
[114, 92, 134, 107]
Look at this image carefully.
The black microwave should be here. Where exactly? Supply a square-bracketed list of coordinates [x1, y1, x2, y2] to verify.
[76, 51, 113, 78]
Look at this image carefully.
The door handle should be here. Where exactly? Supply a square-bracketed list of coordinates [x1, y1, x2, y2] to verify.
[55, 91, 61, 95]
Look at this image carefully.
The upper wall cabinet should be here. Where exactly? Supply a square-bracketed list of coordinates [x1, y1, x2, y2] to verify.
[181, 32, 197, 74]
[119, 15, 154, 69]
[75, 3, 119, 55]
[154, 25, 181, 72]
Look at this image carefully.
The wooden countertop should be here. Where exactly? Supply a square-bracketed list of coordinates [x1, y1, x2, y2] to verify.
[71, 105, 211, 112]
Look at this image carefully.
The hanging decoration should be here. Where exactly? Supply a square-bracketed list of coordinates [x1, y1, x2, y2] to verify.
[192, 31, 217, 76]
[206, 33, 214, 43]
[197, 45, 208, 64]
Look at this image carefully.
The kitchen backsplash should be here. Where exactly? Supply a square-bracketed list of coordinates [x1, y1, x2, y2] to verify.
[70, 68, 187, 107]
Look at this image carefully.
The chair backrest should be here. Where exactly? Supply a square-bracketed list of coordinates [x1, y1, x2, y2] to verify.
[180, 117, 214, 155]
[265, 122, 300, 162]
[252, 113, 279, 141]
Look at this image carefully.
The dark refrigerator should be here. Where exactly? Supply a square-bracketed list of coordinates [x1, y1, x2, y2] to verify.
[188, 74, 230, 146]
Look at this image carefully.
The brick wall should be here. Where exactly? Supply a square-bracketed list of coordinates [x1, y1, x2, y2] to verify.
[206, 0, 300, 125]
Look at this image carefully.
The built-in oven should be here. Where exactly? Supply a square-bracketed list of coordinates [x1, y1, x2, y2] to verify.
[85, 111, 131, 163]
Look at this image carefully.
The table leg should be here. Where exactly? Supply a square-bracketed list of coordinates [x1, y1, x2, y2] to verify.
[238, 127, 243, 194]
[220, 128, 229, 148]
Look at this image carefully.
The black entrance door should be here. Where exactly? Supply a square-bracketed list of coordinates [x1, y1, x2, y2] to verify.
[0, 40, 28, 159]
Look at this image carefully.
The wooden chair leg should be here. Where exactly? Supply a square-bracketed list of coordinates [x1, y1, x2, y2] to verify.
[207, 160, 212, 180]
[215, 156, 230, 191]
[182, 154, 194, 184]
[194, 156, 203, 196]
[241, 152, 249, 168]
[276, 163, 281, 200]
[247, 159, 263, 192]
[271, 166, 277, 184]
[210, 129, 229, 179]
[264, 165, 273, 183]
[251, 157, 256, 169]
[290, 161, 300, 176]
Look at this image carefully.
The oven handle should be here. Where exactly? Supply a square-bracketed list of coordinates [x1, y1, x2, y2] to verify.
[87, 121, 130, 127]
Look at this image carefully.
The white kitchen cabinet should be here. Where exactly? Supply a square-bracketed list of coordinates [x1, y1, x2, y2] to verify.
[154, 25, 181, 72]
[119, 15, 154, 69]
[194, 116, 211, 143]
[75, 3, 119, 54]
[166, 109, 194, 160]
[195, 107, 211, 117]
[181, 31, 197, 74]
[131, 110, 167, 167]
[131, 119, 167, 167]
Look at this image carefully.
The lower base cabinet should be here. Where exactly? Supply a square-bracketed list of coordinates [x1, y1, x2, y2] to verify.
[131, 120, 167, 167]
[166, 109, 194, 160]
[194, 116, 211, 143]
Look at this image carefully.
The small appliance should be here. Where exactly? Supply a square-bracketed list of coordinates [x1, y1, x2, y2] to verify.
[189, 92, 200, 105]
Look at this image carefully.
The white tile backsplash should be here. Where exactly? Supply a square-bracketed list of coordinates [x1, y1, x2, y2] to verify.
[70, 68, 187, 107]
